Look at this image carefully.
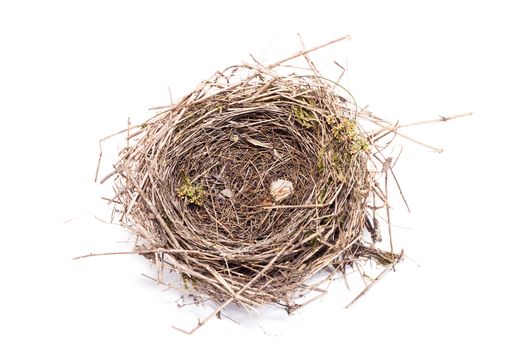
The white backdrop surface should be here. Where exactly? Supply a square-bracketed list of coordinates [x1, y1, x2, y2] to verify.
[1, 1, 523, 349]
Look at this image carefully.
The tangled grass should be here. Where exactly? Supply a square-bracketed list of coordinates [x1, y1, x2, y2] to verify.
[91, 36, 459, 333]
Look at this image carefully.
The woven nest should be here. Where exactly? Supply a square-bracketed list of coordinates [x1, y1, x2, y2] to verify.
[100, 39, 403, 322]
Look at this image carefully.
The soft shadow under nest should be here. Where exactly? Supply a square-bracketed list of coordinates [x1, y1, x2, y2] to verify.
[100, 39, 405, 323]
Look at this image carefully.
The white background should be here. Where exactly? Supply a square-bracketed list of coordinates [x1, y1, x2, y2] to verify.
[1, 0, 524, 348]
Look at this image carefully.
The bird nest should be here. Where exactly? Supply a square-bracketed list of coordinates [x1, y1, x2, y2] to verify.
[97, 37, 407, 331]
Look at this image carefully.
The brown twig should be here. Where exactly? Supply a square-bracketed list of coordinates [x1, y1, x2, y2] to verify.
[345, 264, 394, 309]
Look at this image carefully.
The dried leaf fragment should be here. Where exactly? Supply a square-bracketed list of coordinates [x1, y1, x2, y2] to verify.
[246, 137, 272, 148]
[220, 188, 234, 198]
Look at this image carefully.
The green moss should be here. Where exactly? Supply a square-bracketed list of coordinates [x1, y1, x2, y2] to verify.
[176, 174, 206, 206]
[331, 152, 347, 182]
[292, 105, 316, 128]
[305, 97, 317, 108]
[326, 115, 337, 126]
[317, 159, 325, 173]
[304, 230, 319, 249]
[327, 118, 369, 167]
[181, 273, 194, 290]
[351, 137, 369, 154]
[331, 118, 357, 143]
[317, 146, 327, 174]
[317, 185, 328, 203]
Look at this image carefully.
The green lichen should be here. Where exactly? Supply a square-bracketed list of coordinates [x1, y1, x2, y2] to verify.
[176, 174, 206, 206]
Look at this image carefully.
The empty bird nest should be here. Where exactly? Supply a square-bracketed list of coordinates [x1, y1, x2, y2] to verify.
[94, 36, 420, 332]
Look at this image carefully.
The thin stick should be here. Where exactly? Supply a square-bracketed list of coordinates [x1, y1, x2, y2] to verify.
[99, 169, 118, 184]
[390, 167, 410, 213]
[384, 172, 394, 255]
[394, 130, 443, 153]
[367, 116, 444, 152]
[168, 86, 174, 104]
[94, 140, 103, 182]
[371, 112, 473, 152]
[72, 249, 218, 260]
[127, 117, 131, 149]
[333, 60, 346, 85]
[397, 112, 473, 129]
[267, 34, 350, 69]
[63, 213, 91, 224]
[345, 264, 394, 309]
